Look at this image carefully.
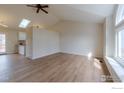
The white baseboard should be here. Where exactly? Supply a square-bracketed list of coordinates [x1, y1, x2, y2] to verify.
[31, 51, 60, 60]
[60, 51, 86, 56]
[60, 51, 102, 58]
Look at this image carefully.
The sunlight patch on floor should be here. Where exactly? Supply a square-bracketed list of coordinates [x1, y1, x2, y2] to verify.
[93, 58, 101, 69]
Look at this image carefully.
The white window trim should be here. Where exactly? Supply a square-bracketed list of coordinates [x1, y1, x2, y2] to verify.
[115, 5, 124, 66]
[116, 4, 124, 26]
[115, 29, 124, 64]
[114, 57, 124, 68]
[104, 56, 124, 82]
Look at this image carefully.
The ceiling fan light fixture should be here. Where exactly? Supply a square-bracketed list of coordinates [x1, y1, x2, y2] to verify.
[27, 4, 48, 14]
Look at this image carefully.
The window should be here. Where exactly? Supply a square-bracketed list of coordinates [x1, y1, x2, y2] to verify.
[19, 19, 31, 28]
[116, 4, 124, 25]
[115, 30, 124, 67]
[0, 33, 6, 53]
[115, 5, 124, 67]
[116, 30, 124, 58]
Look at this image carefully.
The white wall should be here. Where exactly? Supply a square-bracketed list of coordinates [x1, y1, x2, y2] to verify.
[103, 5, 117, 57]
[0, 26, 18, 54]
[103, 16, 115, 57]
[32, 28, 59, 59]
[51, 21, 103, 57]
[19, 32, 26, 40]
[25, 27, 33, 59]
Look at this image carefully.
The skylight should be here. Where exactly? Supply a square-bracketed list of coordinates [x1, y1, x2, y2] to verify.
[19, 19, 31, 28]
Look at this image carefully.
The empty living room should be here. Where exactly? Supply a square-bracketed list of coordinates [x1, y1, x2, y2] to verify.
[0, 4, 124, 83]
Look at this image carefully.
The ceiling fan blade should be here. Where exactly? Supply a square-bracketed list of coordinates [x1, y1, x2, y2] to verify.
[41, 8, 48, 14]
[36, 8, 40, 13]
[27, 5, 37, 8]
[41, 5, 49, 8]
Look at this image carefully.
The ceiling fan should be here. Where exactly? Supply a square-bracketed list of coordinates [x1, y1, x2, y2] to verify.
[27, 4, 49, 14]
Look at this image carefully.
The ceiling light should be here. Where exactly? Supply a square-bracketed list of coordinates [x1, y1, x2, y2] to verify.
[0, 23, 8, 27]
[33, 24, 44, 28]
[19, 19, 31, 28]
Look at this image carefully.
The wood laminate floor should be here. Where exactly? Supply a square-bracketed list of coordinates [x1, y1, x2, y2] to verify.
[0, 53, 112, 82]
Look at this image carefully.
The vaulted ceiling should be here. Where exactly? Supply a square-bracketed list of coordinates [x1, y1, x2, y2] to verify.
[0, 4, 115, 30]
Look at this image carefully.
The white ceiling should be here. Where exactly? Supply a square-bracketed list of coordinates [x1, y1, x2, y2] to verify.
[0, 4, 115, 30]
[68, 4, 115, 17]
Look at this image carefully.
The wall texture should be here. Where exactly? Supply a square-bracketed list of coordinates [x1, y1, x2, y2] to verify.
[0, 20, 104, 59]
[25, 27, 33, 59]
[32, 28, 60, 59]
[51, 21, 103, 57]
[103, 16, 115, 57]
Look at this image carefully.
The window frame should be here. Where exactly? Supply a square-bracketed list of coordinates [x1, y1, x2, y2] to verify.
[115, 30, 124, 67]
[116, 4, 124, 26]
[115, 5, 124, 66]
[116, 30, 124, 58]
[0, 33, 6, 53]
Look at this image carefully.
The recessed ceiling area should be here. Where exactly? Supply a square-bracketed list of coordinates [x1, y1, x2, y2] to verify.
[0, 4, 115, 30]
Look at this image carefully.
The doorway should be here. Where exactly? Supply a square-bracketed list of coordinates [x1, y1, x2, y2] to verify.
[18, 32, 26, 56]
[0, 33, 6, 54]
